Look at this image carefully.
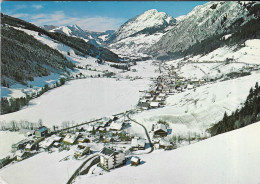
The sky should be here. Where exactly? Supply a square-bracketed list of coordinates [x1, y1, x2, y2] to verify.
[1, 1, 207, 32]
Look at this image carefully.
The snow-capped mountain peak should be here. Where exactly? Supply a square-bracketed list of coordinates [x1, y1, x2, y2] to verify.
[110, 9, 176, 42]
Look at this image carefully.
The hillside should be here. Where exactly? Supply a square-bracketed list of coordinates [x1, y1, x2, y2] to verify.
[1, 14, 121, 63]
[105, 9, 176, 58]
[75, 121, 260, 184]
[1, 25, 74, 86]
[148, 1, 260, 60]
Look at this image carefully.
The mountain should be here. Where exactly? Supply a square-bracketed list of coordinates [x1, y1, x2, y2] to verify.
[40, 25, 57, 31]
[47, 24, 114, 47]
[148, 1, 260, 60]
[105, 9, 176, 58]
[1, 14, 121, 86]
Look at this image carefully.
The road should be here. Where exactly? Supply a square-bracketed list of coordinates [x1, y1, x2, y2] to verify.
[127, 111, 154, 154]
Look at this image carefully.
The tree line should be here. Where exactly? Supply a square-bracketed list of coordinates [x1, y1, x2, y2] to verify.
[209, 82, 260, 136]
[1, 78, 66, 115]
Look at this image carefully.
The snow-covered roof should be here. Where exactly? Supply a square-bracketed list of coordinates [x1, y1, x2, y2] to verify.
[100, 147, 115, 158]
[109, 121, 123, 131]
[154, 124, 167, 133]
[131, 156, 140, 163]
[159, 138, 171, 147]
[63, 133, 79, 144]
[37, 126, 48, 133]
[131, 138, 146, 147]
[150, 102, 160, 107]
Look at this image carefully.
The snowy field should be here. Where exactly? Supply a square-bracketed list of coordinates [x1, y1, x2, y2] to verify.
[176, 62, 248, 80]
[0, 131, 26, 158]
[75, 121, 260, 184]
[0, 150, 84, 184]
[133, 72, 260, 137]
[189, 39, 260, 64]
[0, 78, 151, 127]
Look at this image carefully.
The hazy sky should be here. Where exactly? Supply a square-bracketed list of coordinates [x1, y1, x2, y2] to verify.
[2, 1, 207, 32]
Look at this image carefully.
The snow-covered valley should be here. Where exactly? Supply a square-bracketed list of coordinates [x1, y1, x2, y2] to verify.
[1, 1, 260, 184]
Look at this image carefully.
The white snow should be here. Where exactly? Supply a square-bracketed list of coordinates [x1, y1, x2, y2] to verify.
[189, 39, 260, 64]
[133, 72, 260, 137]
[0, 78, 151, 127]
[75, 121, 260, 184]
[0, 150, 84, 184]
[0, 131, 26, 158]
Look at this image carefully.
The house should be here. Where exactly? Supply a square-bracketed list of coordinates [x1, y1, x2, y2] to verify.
[35, 126, 48, 137]
[154, 124, 168, 137]
[25, 144, 35, 152]
[99, 147, 126, 170]
[131, 156, 141, 166]
[11, 139, 32, 152]
[15, 150, 31, 161]
[77, 137, 86, 144]
[137, 101, 150, 110]
[150, 102, 160, 108]
[159, 138, 173, 149]
[109, 121, 124, 131]
[74, 147, 91, 158]
[131, 137, 146, 150]
[63, 133, 80, 145]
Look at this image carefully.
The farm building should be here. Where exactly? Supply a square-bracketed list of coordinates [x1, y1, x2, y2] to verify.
[99, 147, 126, 170]
[150, 102, 160, 108]
[131, 156, 141, 166]
[35, 126, 48, 137]
[154, 124, 168, 137]
[109, 121, 124, 131]
[63, 133, 80, 145]
[74, 147, 91, 158]
[131, 138, 146, 150]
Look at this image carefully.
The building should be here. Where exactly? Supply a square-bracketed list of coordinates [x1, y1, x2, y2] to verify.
[131, 137, 146, 150]
[63, 133, 80, 145]
[35, 126, 48, 137]
[154, 124, 168, 137]
[109, 121, 124, 131]
[150, 102, 160, 108]
[131, 156, 141, 166]
[99, 147, 125, 170]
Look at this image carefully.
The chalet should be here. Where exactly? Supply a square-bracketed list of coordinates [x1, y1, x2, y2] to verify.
[150, 102, 160, 108]
[137, 101, 150, 110]
[131, 156, 141, 166]
[77, 137, 86, 144]
[15, 151, 31, 161]
[35, 126, 48, 137]
[11, 139, 32, 152]
[109, 121, 124, 131]
[131, 137, 146, 150]
[63, 133, 80, 145]
[74, 147, 91, 158]
[25, 144, 35, 152]
[159, 138, 172, 149]
[99, 147, 126, 170]
[154, 124, 168, 137]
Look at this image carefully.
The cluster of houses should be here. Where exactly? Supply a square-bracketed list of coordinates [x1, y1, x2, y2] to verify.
[137, 63, 208, 110]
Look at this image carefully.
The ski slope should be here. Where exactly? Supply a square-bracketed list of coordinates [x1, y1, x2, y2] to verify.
[75, 121, 260, 184]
